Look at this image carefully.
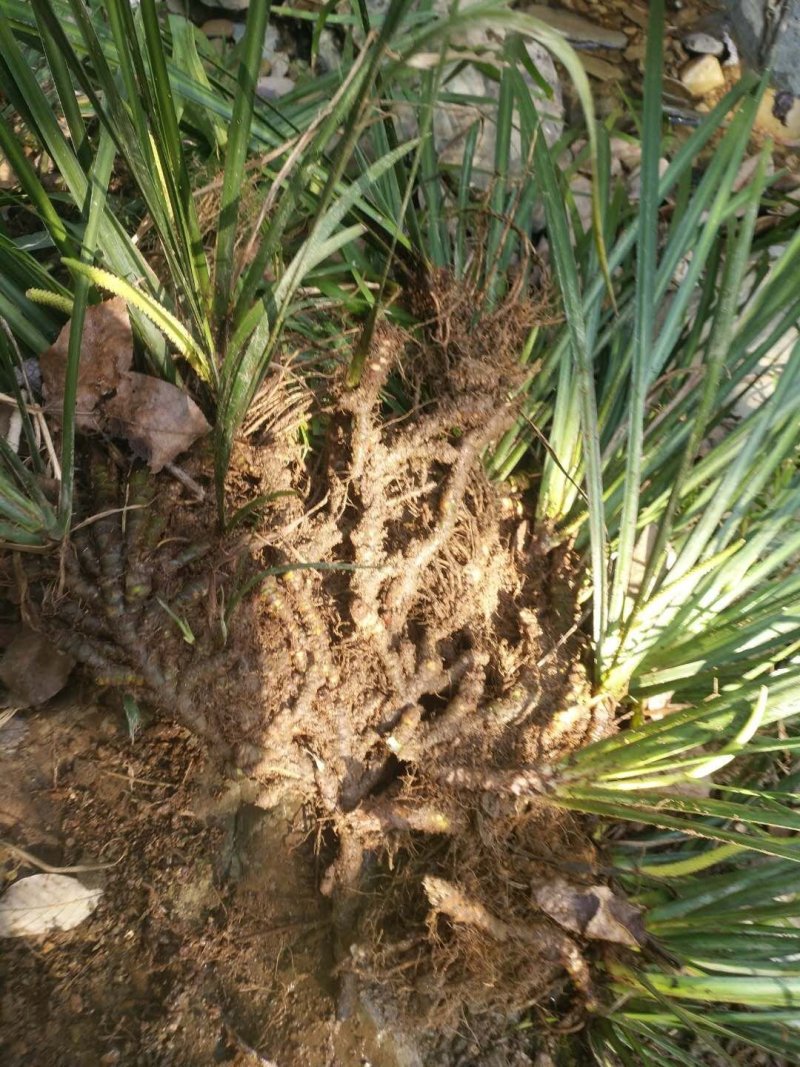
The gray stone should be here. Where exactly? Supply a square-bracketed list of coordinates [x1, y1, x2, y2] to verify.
[316, 29, 342, 74]
[392, 35, 563, 190]
[370, 0, 563, 188]
[726, 0, 800, 94]
[682, 31, 726, 57]
[256, 75, 295, 100]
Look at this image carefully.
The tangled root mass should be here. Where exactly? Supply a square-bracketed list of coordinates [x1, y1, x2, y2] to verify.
[29, 275, 609, 1034]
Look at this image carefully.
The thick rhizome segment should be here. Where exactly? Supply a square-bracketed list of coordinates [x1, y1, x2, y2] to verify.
[24, 273, 613, 1037]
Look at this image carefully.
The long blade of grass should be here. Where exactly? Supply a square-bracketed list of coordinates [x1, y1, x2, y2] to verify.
[531, 104, 606, 660]
[606, 0, 663, 632]
[212, 0, 271, 325]
[612, 965, 800, 1008]
[32, 4, 89, 166]
[3, 4, 172, 368]
[138, 0, 212, 312]
[59, 127, 115, 530]
[0, 110, 76, 257]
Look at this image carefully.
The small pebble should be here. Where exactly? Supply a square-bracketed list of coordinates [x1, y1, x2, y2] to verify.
[680, 54, 725, 98]
[0, 157, 15, 188]
[682, 31, 725, 58]
[569, 174, 593, 232]
[624, 8, 649, 30]
[609, 136, 642, 171]
[624, 42, 647, 63]
[256, 76, 296, 101]
[200, 19, 236, 40]
[316, 28, 342, 74]
[721, 30, 739, 67]
[261, 25, 280, 57]
[269, 52, 290, 79]
[580, 55, 622, 81]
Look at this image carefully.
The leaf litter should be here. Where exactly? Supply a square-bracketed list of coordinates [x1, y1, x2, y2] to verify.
[104, 371, 211, 473]
[40, 296, 134, 433]
[40, 296, 209, 470]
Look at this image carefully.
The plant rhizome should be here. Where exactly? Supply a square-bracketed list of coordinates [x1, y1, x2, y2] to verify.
[10, 272, 620, 1060]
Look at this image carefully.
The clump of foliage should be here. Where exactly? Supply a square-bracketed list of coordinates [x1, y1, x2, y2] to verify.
[1, 0, 799, 1061]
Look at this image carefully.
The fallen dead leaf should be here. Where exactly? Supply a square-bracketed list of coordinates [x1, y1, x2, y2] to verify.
[104, 372, 210, 472]
[39, 297, 209, 469]
[40, 297, 133, 431]
[0, 629, 75, 706]
[533, 877, 646, 948]
[0, 873, 102, 936]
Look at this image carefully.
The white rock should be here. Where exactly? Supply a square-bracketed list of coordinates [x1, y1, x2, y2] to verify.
[569, 174, 593, 232]
[395, 36, 562, 190]
[262, 25, 280, 56]
[256, 76, 296, 100]
[0, 153, 16, 189]
[230, 22, 277, 52]
[721, 30, 739, 67]
[680, 55, 725, 98]
[269, 52, 290, 79]
[316, 29, 342, 74]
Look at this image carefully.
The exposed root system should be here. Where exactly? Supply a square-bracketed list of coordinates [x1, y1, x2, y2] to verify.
[17, 273, 615, 1051]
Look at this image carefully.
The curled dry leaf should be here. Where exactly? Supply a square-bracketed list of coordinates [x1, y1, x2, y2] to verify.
[40, 296, 133, 431]
[533, 877, 646, 948]
[39, 297, 210, 469]
[0, 873, 102, 937]
[104, 372, 211, 473]
[0, 629, 75, 706]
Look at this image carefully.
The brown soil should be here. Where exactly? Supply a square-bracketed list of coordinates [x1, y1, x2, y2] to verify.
[1, 273, 615, 1065]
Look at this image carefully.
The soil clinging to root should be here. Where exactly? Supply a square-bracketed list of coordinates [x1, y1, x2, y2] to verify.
[3, 275, 617, 1064]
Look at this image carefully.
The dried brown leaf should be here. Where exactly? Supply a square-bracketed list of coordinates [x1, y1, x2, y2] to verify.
[104, 372, 210, 472]
[0, 630, 75, 706]
[0, 874, 102, 936]
[533, 877, 646, 948]
[40, 297, 133, 431]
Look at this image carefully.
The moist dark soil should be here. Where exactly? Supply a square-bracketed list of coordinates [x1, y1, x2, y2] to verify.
[1, 275, 615, 1065]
